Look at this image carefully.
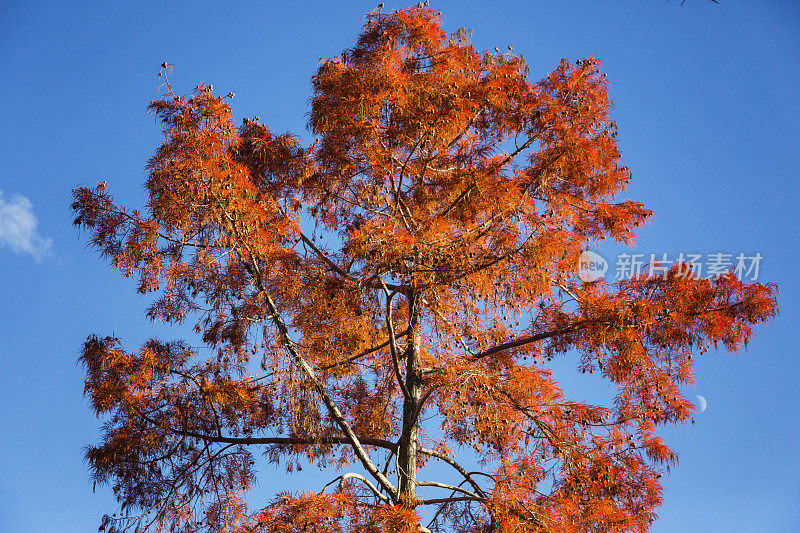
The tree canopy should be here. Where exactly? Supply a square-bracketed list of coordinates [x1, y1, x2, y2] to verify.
[72, 6, 777, 533]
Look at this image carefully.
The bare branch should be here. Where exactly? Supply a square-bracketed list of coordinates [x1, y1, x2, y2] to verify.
[417, 446, 488, 498]
[418, 496, 485, 505]
[339, 473, 390, 503]
[417, 481, 482, 499]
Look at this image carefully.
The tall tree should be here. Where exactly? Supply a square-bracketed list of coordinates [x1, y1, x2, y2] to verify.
[72, 6, 776, 533]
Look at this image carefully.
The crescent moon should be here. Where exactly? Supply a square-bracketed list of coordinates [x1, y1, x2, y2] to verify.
[695, 395, 707, 413]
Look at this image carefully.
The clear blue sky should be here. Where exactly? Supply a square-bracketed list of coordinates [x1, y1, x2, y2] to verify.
[1, 1, 798, 531]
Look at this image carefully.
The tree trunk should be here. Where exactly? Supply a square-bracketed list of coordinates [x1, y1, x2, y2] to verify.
[397, 289, 422, 506]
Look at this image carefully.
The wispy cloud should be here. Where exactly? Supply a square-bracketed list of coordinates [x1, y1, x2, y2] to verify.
[0, 189, 53, 262]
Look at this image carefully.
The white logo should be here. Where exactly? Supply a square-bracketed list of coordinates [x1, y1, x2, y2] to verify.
[578, 250, 608, 282]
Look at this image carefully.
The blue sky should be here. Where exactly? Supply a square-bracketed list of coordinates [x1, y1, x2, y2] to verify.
[1, 1, 798, 531]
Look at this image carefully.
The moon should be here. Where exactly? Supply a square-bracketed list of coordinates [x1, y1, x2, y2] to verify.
[695, 395, 707, 413]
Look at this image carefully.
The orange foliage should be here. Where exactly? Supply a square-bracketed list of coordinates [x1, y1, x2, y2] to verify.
[73, 6, 777, 533]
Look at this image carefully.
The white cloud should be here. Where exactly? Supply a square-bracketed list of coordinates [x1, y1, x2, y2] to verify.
[0, 189, 53, 262]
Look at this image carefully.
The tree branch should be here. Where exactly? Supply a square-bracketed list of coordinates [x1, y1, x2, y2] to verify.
[318, 328, 411, 372]
[220, 204, 399, 502]
[172, 430, 398, 451]
[417, 446, 488, 498]
[380, 279, 411, 399]
[470, 319, 592, 361]
[417, 481, 481, 499]
[439, 133, 541, 219]
[418, 496, 485, 505]
[338, 473, 390, 503]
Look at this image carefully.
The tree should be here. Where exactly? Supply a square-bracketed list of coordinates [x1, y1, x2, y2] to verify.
[72, 6, 777, 533]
